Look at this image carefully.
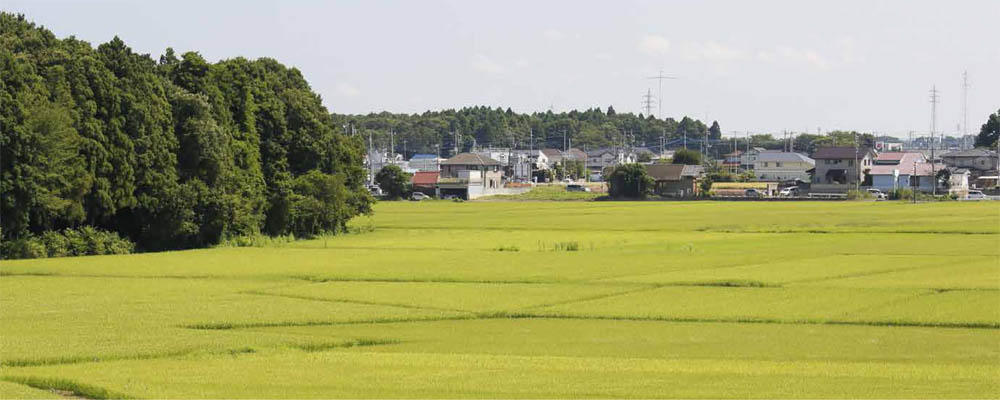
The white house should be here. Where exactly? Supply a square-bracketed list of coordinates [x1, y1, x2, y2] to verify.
[408, 154, 443, 171]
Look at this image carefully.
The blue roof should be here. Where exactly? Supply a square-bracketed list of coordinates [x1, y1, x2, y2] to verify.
[409, 154, 437, 160]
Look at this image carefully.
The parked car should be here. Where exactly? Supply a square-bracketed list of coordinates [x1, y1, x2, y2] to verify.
[745, 189, 763, 198]
[778, 187, 799, 197]
[367, 185, 383, 197]
[566, 184, 590, 192]
[966, 190, 987, 200]
[410, 192, 429, 201]
[866, 188, 887, 200]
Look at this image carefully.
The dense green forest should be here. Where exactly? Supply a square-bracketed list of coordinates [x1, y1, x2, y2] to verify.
[332, 107, 721, 156]
[0, 13, 371, 258]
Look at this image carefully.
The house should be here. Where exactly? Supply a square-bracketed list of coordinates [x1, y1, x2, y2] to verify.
[408, 154, 443, 172]
[869, 161, 947, 193]
[941, 149, 998, 173]
[644, 164, 704, 198]
[811, 146, 876, 185]
[410, 171, 439, 195]
[586, 148, 636, 174]
[564, 148, 588, 163]
[739, 147, 767, 170]
[754, 152, 815, 182]
[721, 150, 742, 174]
[472, 148, 512, 165]
[541, 149, 565, 165]
[437, 153, 504, 199]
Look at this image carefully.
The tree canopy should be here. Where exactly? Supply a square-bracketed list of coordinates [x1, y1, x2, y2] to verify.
[975, 109, 999, 148]
[0, 13, 371, 256]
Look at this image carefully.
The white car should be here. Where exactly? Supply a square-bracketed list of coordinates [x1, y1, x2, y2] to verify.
[779, 187, 799, 197]
[410, 192, 430, 201]
[866, 188, 887, 200]
[966, 190, 987, 200]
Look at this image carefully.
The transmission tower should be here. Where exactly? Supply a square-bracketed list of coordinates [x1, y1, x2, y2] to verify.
[646, 69, 676, 119]
[962, 71, 970, 149]
[929, 85, 940, 195]
[641, 89, 656, 117]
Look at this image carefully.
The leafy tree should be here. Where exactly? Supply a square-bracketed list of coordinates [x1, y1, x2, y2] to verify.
[375, 165, 410, 200]
[975, 109, 999, 148]
[709, 121, 722, 140]
[636, 152, 653, 163]
[671, 148, 703, 165]
[288, 170, 352, 236]
[606, 105, 616, 116]
[606, 164, 653, 199]
[0, 13, 371, 257]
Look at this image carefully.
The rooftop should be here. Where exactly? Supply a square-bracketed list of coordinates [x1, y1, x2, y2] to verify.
[441, 152, 502, 166]
[812, 146, 874, 159]
[755, 152, 814, 164]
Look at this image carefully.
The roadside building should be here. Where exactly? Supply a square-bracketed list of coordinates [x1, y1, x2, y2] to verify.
[644, 164, 704, 198]
[739, 147, 767, 171]
[721, 150, 742, 174]
[941, 149, 999, 187]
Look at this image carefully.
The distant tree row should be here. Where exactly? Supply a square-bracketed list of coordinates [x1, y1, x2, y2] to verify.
[332, 107, 719, 156]
[0, 13, 371, 258]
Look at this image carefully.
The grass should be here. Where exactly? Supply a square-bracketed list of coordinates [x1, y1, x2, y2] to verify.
[1, 201, 997, 398]
[479, 185, 603, 201]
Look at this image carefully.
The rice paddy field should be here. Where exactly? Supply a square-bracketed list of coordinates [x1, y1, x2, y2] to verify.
[1, 201, 998, 398]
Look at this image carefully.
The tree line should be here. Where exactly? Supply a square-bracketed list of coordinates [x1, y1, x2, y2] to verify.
[0, 13, 372, 258]
[332, 106, 721, 157]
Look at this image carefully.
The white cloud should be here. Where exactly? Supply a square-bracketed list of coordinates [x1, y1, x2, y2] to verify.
[543, 28, 566, 41]
[757, 46, 830, 70]
[471, 53, 505, 74]
[638, 34, 671, 55]
[337, 83, 360, 97]
[678, 41, 746, 62]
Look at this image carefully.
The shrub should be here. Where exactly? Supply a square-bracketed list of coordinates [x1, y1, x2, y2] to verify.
[1, 227, 134, 259]
[375, 165, 411, 200]
[890, 188, 914, 200]
[671, 148, 703, 165]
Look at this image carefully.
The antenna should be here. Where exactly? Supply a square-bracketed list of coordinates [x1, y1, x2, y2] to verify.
[641, 89, 656, 117]
[646, 68, 677, 119]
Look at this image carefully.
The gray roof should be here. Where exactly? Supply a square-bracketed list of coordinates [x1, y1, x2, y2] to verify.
[755, 152, 814, 164]
[441, 152, 501, 166]
[942, 148, 998, 158]
[812, 146, 874, 159]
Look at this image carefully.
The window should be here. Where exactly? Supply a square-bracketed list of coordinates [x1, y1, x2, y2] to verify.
[848, 160, 854, 166]
[775, 162, 782, 167]
[763, 162, 768, 167]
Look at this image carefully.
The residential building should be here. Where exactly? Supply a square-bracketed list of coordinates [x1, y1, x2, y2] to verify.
[739, 147, 767, 170]
[644, 164, 704, 198]
[410, 171, 439, 195]
[754, 152, 815, 182]
[941, 149, 999, 172]
[437, 153, 504, 199]
[408, 154, 443, 171]
[472, 147, 512, 165]
[811, 146, 876, 185]
[721, 150, 742, 174]
[586, 148, 636, 174]
[870, 161, 947, 193]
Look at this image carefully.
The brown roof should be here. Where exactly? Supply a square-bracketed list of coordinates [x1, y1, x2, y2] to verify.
[441, 152, 501, 166]
[411, 171, 439, 186]
[644, 164, 701, 181]
[812, 146, 874, 159]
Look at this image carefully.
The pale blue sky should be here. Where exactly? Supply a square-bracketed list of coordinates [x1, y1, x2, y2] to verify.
[6, 0, 999, 137]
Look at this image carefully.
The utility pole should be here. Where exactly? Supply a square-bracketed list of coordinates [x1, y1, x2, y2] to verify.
[368, 131, 375, 184]
[646, 69, 676, 119]
[389, 130, 395, 165]
[563, 130, 567, 152]
[854, 131, 860, 193]
[930, 85, 940, 196]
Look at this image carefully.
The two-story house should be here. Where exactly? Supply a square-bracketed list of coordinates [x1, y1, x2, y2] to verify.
[437, 153, 504, 199]
[811, 146, 876, 185]
[754, 152, 815, 182]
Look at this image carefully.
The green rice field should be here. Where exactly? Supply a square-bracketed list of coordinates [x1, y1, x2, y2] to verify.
[1, 201, 998, 398]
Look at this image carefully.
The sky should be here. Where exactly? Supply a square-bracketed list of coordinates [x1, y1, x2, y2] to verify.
[6, 0, 999, 138]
